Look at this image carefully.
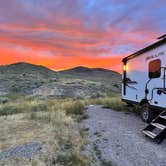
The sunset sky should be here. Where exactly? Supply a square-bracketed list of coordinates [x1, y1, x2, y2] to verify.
[0, 0, 165, 73]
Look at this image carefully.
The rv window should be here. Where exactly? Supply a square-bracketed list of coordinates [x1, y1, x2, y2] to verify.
[148, 59, 161, 79]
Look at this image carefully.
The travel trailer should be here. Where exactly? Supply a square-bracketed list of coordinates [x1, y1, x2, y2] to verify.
[122, 34, 166, 123]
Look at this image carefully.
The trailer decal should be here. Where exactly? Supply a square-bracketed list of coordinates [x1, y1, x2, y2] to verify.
[126, 78, 138, 90]
[146, 51, 165, 61]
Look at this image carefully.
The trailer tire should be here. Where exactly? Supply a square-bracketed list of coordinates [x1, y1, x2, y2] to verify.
[141, 103, 154, 123]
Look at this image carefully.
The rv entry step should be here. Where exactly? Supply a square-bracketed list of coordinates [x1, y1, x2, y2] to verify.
[143, 110, 166, 143]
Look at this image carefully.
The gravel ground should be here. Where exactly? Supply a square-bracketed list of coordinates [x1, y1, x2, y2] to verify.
[84, 105, 166, 166]
[0, 142, 42, 160]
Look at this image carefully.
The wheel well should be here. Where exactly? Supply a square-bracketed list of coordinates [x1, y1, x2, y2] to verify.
[140, 99, 149, 106]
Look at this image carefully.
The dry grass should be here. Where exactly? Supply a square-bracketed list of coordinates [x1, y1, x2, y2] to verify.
[0, 99, 47, 116]
[0, 98, 92, 166]
[0, 95, 139, 165]
[85, 96, 140, 114]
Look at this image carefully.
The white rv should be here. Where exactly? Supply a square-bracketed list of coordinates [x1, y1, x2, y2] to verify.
[122, 35, 166, 122]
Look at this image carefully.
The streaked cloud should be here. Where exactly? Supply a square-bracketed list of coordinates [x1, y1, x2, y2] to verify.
[0, 0, 165, 72]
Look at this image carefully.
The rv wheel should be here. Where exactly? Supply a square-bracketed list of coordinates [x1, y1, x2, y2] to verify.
[141, 103, 154, 123]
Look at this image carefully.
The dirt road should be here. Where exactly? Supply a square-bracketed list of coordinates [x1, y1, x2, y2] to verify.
[84, 105, 166, 166]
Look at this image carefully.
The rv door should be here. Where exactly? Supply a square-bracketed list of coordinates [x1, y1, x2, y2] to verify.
[147, 59, 166, 108]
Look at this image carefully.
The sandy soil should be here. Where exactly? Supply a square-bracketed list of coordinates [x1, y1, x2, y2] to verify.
[84, 105, 166, 166]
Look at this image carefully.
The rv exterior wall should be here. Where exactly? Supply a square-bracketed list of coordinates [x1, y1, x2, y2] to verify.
[122, 43, 166, 109]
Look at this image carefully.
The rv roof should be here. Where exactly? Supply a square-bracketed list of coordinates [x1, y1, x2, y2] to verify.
[122, 37, 166, 63]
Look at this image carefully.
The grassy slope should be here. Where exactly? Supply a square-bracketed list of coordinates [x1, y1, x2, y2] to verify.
[59, 66, 121, 96]
[0, 62, 57, 96]
[0, 63, 121, 98]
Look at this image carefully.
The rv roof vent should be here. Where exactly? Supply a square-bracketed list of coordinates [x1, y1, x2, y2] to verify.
[157, 34, 166, 40]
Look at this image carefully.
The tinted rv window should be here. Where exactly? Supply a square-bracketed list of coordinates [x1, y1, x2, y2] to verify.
[148, 59, 161, 78]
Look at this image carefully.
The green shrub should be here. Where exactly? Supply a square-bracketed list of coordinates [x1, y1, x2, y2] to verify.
[101, 159, 113, 166]
[29, 112, 37, 120]
[5, 93, 23, 100]
[55, 153, 90, 166]
[0, 99, 48, 116]
[65, 101, 84, 116]
[87, 96, 140, 114]
[0, 97, 9, 104]
[0, 105, 21, 116]
[31, 103, 47, 112]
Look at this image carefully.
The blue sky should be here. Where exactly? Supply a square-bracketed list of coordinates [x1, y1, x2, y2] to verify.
[0, 0, 165, 72]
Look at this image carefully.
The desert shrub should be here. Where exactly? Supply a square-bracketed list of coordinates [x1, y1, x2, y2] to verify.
[10, 84, 20, 93]
[90, 93, 104, 99]
[0, 99, 48, 116]
[80, 127, 89, 138]
[103, 97, 140, 113]
[0, 104, 21, 116]
[0, 97, 9, 104]
[29, 112, 53, 123]
[64, 101, 84, 116]
[103, 97, 127, 111]
[30, 103, 47, 112]
[5, 93, 23, 100]
[55, 152, 90, 166]
[113, 83, 119, 88]
[106, 92, 120, 97]
[101, 159, 113, 166]
[29, 112, 37, 120]
[86, 96, 140, 114]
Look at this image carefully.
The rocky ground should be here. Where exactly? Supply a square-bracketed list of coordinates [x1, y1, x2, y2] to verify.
[0, 142, 42, 160]
[1, 104, 166, 166]
[84, 105, 166, 166]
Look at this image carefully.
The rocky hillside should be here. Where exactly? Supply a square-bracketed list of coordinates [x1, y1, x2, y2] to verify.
[0, 63, 121, 98]
[0, 62, 56, 77]
[59, 66, 120, 80]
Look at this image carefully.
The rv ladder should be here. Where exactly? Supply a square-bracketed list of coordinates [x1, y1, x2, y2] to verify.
[143, 110, 166, 143]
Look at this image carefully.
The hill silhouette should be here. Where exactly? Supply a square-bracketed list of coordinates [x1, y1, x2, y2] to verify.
[0, 62, 121, 98]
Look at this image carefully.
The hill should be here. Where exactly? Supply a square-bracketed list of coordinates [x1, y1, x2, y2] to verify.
[0, 63, 121, 98]
[60, 66, 120, 78]
[59, 66, 121, 84]
[0, 62, 56, 77]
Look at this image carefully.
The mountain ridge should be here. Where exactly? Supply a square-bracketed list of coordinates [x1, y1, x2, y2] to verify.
[0, 62, 121, 98]
[0, 62, 120, 74]
[60, 66, 120, 74]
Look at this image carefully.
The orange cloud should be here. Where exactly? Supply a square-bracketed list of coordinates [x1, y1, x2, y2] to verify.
[0, 47, 124, 73]
[0, 18, 160, 75]
[0, 0, 162, 75]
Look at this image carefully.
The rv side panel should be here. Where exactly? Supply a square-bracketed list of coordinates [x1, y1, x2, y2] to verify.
[122, 43, 166, 109]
